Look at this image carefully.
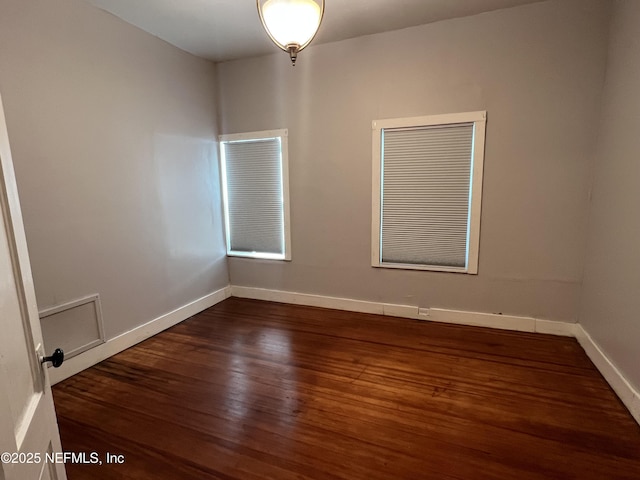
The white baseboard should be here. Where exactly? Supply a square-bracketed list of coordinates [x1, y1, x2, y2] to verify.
[574, 324, 640, 425]
[534, 318, 577, 337]
[426, 308, 537, 332]
[230, 285, 385, 314]
[230, 285, 576, 335]
[632, 395, 640, 423]
[49, 286, 232, 385]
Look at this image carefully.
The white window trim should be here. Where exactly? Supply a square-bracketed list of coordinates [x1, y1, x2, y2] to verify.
[371, 111, 487, 274]
[219, 129, 292, 261]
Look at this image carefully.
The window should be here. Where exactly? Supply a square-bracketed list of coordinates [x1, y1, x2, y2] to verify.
[219, 129, 291, 260]
[372, 111, 486, 274]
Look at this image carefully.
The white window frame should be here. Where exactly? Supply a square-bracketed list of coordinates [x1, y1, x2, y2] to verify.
[371, 111, 486, 274]
[219, 129, 292, 261]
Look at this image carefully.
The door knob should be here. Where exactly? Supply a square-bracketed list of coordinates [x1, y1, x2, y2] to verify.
[41, 348, 64, 368]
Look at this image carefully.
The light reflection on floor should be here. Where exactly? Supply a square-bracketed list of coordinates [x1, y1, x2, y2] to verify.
[223, 327, 299, 443]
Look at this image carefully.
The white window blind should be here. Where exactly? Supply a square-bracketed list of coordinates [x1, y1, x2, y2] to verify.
[372, 112, 486, 274]
[382, 124, 473, 267]
[220, 130, 291, 260]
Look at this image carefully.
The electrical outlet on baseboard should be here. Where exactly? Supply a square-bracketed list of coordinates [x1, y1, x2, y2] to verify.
[418, 307, 430, 318]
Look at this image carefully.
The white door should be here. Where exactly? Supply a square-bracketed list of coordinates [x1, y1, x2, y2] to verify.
[0, 94, 67, 480]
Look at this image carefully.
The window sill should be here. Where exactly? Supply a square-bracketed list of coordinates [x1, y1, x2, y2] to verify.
[227, 251, 291, 261]
[372, 262, 477, 274]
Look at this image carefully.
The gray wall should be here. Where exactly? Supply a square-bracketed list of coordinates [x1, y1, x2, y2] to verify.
[217, 0, 610, 322]
[580, 0, 640, 390]
[0, 0, 228, 340]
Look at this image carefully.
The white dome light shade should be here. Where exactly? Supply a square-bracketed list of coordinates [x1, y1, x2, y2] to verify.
[257, 0, 324, 65]
[262, 0, 321, 47]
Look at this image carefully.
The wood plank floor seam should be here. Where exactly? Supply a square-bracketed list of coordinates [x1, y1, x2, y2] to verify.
[53, 298, 640, 479]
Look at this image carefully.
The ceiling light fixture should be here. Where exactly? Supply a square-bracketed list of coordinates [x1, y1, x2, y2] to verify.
[257, 0, 324, 66]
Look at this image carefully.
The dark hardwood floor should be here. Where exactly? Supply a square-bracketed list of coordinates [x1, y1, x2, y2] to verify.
[53, 297, 640, 479]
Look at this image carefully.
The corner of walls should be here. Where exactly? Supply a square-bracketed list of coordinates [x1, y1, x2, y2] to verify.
[49, 285, 232, 385]
[574, 0, 640, 426]
[0, 0, 231, 363]
[574, 324, 640, 425]
[218, 0, 610, 325]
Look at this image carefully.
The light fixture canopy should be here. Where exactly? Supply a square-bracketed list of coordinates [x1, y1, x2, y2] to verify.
[257, 0, 324, 66]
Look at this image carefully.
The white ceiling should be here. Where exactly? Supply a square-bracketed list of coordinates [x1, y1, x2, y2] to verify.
[86, 0, 545, 62]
